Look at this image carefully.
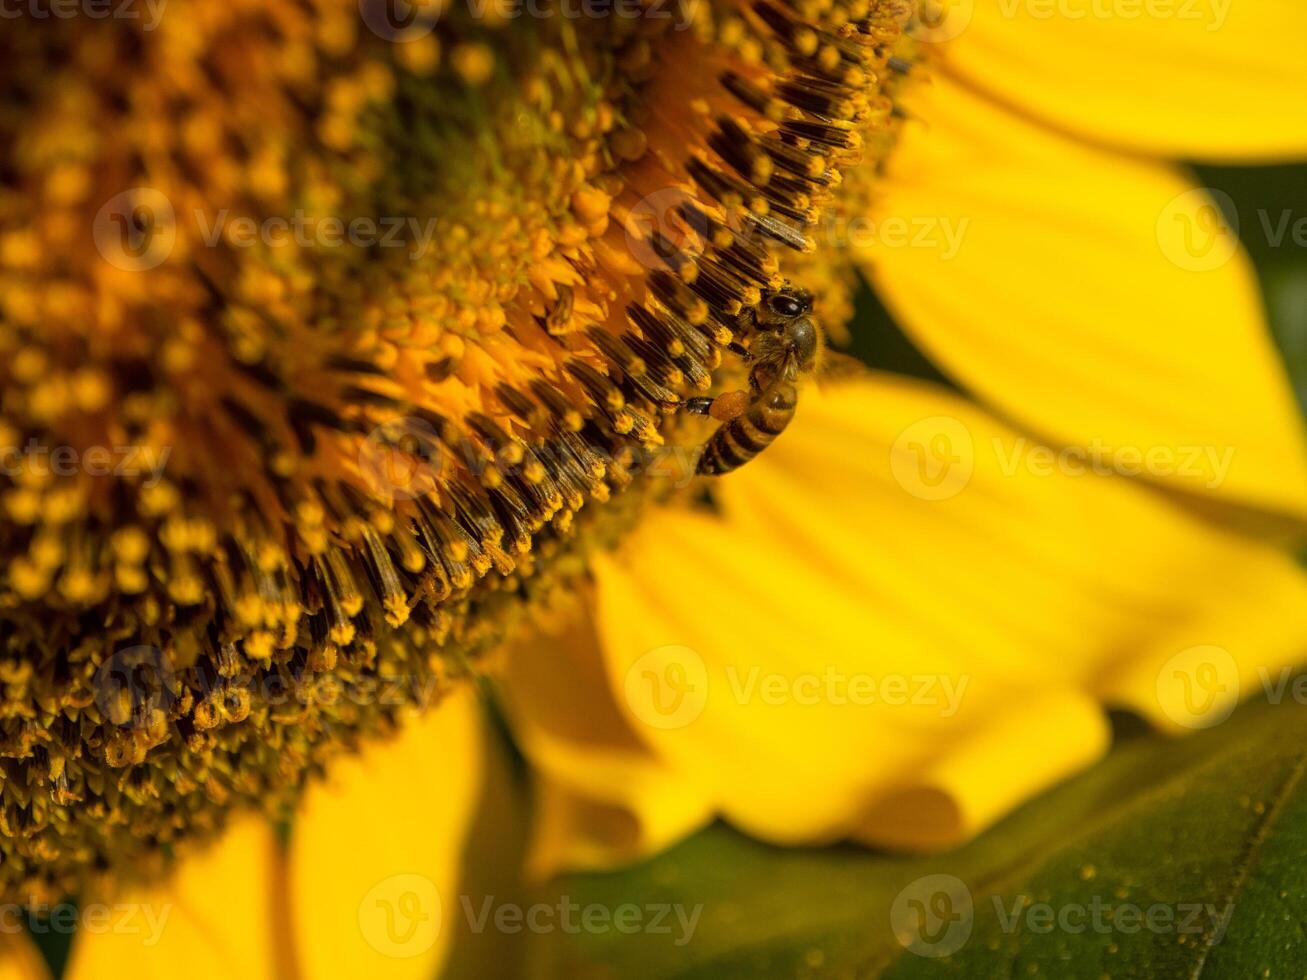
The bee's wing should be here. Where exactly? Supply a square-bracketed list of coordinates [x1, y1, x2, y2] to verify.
[814, 348, 873, 393]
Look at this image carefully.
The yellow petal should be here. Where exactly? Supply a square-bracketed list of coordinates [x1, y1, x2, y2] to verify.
[65, 815, 281, 980]
[0, 933, 50, 980]
[856, 690, 1106, 850]
[929, 0, 1307, 160]
[581, 378, 1307, 851]
[289, 687, 486, 980]
[863, 72, 1307, 519]
[496, 597, 714, 875]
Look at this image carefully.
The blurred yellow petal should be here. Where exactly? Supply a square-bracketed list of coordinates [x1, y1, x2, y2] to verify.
[857, 690, 1106, 850]
[0, 934, 50, 980]
[289, 687, 486, 980]
[65, 815, 281, 980]
[1104, 559, 1307, 735]
[558, 378, 1307, 852]
[526, 779, 706, 878]
[498, 600, 714, 875]
[862, 72, 1307, 518]
[931, 0, 1307, 160]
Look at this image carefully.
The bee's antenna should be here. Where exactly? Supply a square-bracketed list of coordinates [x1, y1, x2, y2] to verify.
[727, 340, 751, 360]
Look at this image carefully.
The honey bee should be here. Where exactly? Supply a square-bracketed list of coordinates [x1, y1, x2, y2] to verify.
[685, 285, 823, 476]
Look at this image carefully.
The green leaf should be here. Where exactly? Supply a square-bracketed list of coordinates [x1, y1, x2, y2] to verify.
[509, 698, 1307, 979]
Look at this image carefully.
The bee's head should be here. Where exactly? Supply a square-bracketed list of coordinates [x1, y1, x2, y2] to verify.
[754, 286, 820, 376]
[764, 286, 813, 321]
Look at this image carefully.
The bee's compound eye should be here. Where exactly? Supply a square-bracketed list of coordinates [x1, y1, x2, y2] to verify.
[768, 293, 804, 318]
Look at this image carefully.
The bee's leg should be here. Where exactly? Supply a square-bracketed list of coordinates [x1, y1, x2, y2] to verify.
[732, 305, 760, 335]
[683, 391, 749, 422]
[708, 390, 750, 422]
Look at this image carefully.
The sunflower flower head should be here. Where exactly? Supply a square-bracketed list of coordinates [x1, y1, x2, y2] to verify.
[0, 0, 910, 898]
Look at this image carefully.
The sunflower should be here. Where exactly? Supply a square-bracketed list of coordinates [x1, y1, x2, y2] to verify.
[2, 0, 1306, 976]
[1, 0, 902, 930]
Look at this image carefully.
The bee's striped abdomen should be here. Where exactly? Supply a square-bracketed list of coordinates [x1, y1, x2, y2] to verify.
[696, 381, 797, 476]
